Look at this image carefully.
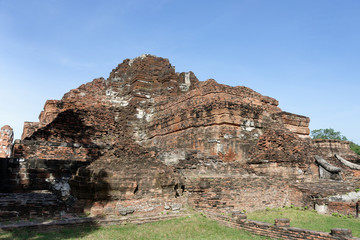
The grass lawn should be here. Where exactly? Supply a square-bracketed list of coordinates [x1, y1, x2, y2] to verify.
[247, 207, 360, 237]
[0, 214, 270, 240]
[2, 208, 359, 239]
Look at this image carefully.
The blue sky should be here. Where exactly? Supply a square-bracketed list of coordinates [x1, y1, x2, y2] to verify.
[0, 0, 359, 143]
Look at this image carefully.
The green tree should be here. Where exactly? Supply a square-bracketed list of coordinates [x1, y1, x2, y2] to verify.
[310, 128, 348, 141]
[350, 143, 360, 155]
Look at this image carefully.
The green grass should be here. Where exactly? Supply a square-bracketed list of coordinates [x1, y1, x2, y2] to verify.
[3, 208, 358, 239]
[0, 214, 270, 240]
[247, 208, 360, 237]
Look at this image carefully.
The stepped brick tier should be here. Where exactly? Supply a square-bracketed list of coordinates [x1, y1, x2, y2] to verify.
[0, 192, 66, 221]
[2, 55, 360, 219]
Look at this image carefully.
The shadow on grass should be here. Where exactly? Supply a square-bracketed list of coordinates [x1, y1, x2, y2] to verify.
[0, 163, 111, 240]
[0, 223, 99, 240]
[1, 214, 272, 240]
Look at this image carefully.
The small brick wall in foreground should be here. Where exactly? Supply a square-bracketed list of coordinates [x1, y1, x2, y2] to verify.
[205, 211, 360, 240]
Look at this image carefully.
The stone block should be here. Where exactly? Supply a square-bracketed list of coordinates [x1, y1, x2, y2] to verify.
[232, 211, 247, 223]
[117, 206, 135, 216]
[331, 228, 352, 238]
[274, 218, 290, 227]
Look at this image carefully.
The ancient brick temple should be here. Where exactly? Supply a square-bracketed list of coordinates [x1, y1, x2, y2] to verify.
[1, 55, 359, 219]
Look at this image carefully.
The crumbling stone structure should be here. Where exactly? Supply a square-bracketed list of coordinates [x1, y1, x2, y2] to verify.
[0, 125, 14, 193]
[0, 125, 13, 158]
[1, 55, 359, 220]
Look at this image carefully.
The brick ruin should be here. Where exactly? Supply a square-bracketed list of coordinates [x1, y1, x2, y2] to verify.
[207, 211, 360, 240]
[0, 125, 13, 158]
[0, 55, 359, 222]
[0, 125, 13, 193]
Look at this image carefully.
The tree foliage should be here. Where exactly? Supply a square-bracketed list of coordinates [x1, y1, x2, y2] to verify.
[310, 128, 348, 141]
[350, 143, 360, 155]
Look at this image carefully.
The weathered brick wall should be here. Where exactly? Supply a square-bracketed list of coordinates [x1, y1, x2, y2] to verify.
[186, 176, 306, 212]
[0, 193, 66, 220]
[247, 129, 318, 166]
[76, 197, 187, 217]
[328, 201, 359, 217]
[146, 79, 282, 162]
[12, 140, 101, 161]
[69, 149, 182, 202]
[4, 140, 99, 192]
[272, 112, 310, 139]
[5, 158, 90, 192]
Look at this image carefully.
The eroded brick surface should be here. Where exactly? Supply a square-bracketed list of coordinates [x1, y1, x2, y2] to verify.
[2, 55, 359, 220]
